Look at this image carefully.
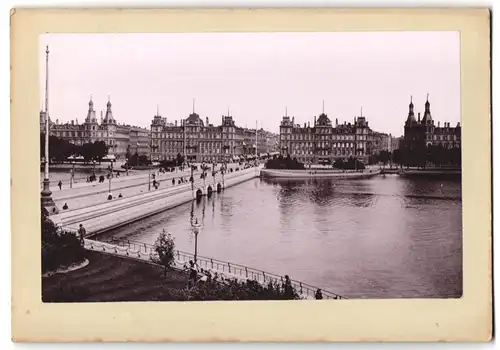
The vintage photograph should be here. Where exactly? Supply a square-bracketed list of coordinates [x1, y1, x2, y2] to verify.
[40, 31, 462, 302]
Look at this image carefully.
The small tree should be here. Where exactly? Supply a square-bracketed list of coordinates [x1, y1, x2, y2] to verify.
[151, 229, 176, 276]
[378, 150, 391, 169]
[176, 153, 185, 166]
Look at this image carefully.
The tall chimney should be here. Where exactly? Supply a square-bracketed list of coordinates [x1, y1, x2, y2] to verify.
[206, 117, 209, 126]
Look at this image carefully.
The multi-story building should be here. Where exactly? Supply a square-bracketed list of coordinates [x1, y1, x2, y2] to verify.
[279, 111, 381, 165]
[150, 111, 279, 162]
[403, 96, 461, 151]
[128, 127, 151, 156]
[388, 134, 402, 153]
[40, 97, 151, 160]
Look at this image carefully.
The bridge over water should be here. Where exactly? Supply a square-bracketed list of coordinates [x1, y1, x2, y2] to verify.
[52, 166, 262, 235]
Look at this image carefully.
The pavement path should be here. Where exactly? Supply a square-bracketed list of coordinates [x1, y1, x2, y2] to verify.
[51, 163, 250, 211]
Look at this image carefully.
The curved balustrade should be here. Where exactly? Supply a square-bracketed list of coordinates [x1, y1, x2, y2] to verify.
[91, 236, 347, 300]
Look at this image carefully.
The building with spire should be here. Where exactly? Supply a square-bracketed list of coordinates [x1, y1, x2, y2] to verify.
[41, 96, 150, 160]
[403, 95, 461, 152]
[279, 106, 384, 165]
[150, 108, 279, 163]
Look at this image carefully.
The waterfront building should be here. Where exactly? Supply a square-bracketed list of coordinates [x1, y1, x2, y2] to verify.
[403, 96, 461, 151]
[40, 96, 151, 160]
[388, 134, 403, 152]
[150, 110, 280, 163]
[279, 110, 383, 165]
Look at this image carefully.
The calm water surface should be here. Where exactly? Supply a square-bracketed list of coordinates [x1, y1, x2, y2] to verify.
[101, 175, 462, 298]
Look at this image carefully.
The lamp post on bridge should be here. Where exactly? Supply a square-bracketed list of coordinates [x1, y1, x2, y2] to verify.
[191, 217, 202, 263]
[92, 159, 96, 179]
[108, 159, 114, 195]
[190, 164, 194, 191]
[149, 143, 158, 191]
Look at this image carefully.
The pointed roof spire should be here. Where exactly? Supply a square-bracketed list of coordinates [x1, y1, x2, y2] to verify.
[157, 104, 160, 116]
[322, 100, 325, 114]
[192, 98, 195, 114]
[285, 106, 288, 117]
[361, 106, 363, 117]
[426, 93, 429, 102]
[227, 105, 229, 117]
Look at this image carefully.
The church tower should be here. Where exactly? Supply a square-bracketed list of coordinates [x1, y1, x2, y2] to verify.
[85, 96, 98, 125]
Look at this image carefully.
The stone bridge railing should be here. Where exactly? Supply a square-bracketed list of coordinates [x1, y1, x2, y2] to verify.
[84, 235, 347, 300]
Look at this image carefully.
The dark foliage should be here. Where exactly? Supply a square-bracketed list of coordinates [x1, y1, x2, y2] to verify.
[185, 276, 300, 301]
[265, 155, 305, 170]
[395, 145, 461, 168]
[41, 209, 86, 274]
[127, 152, 150, 166]
[332, 157, 366, 170]
[40, 133, 108, 163]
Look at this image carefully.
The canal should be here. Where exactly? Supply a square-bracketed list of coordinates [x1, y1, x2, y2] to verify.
[100, 175, 462, 299]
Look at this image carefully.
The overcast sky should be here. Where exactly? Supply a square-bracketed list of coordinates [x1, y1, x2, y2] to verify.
[40, 32, 460, 136]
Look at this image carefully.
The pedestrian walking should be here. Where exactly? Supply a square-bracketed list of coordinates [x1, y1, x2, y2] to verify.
[58, 181, 62, 190]
[77, 224, 86, 245]
[283, 275, 294, 299]
[188, 260, 199, 288]
[315, 289, 323, 300]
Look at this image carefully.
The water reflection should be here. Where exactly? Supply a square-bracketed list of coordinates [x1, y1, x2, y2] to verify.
[102, 175, 462, 298]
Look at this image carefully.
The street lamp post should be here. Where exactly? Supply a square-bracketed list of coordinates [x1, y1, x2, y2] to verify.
[92, 160, 96, 179]
[40, 45, 58, 214]
[191, 218, 202, 263]
[190, 165, 194, 191]
[70, 161, 75, 188]
[108, 160, 114, 194]
[149, 143, 158, 191]
[125, 158, 129, 176]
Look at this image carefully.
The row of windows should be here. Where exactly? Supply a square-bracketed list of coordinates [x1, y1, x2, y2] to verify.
[427, 134, 460, 141]
[291, 150, 361, 157]
[281, 127, 371, 135]
[284, 142, 362, 148]
[281, 134, 372, 141]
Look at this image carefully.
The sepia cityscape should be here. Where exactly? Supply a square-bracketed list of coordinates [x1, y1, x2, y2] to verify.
[40, 32, 462, 302]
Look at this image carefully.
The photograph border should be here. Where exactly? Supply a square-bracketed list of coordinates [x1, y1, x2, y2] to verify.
[11, 8, 491, 342]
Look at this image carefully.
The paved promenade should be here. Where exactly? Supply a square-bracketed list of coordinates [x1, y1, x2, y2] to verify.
[50, 163, 246, 212]
[52, 166, 262, 235]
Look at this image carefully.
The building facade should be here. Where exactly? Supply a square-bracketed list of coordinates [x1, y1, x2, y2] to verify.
[150, 111, 279, 162]
[403, 96, 461, 151]
[40, 97, 150, 160]
[279, 111, 383, 165]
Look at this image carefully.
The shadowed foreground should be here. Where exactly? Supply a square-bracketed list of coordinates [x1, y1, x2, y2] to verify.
[42, 251, 189, 302]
